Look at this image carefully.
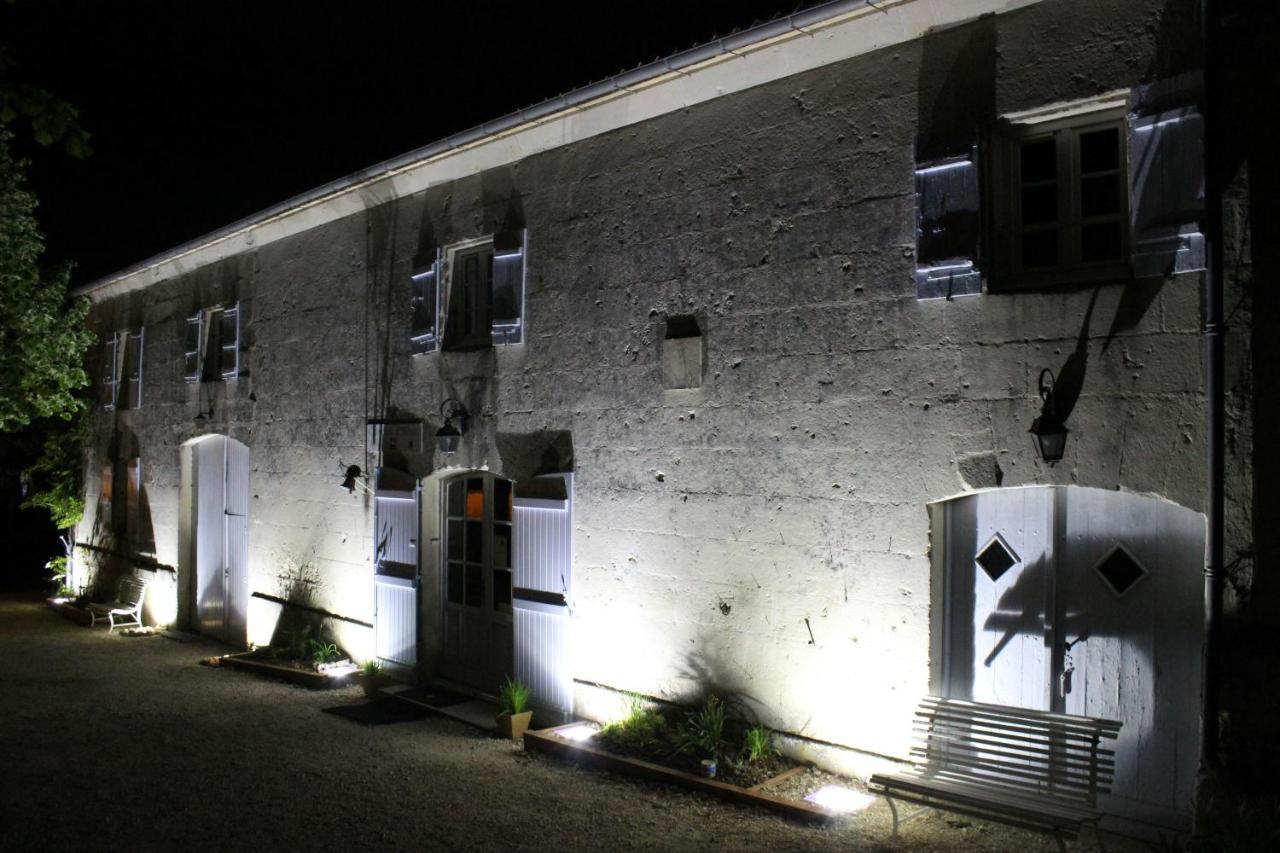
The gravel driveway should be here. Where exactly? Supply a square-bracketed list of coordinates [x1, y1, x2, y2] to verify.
[0, 595, 1143, 852]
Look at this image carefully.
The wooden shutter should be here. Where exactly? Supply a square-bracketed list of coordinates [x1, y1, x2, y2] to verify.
[101, 335, 119, 408]
[409, 250, 443, 355]
[915, 151, 981, 299]
[491, 229, 526, 344]
[126, 329, 144, 408]
[1129, 73, 1205, 278]
[184, 313, 203, 382]
[219, 304, 240, 379]
[125, 458, 141, 542]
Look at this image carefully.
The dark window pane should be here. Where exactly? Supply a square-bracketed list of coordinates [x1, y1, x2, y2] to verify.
[465, 479, 484, 519]
[1082, 223, 1123, 262]
[1021, 230, 1058, 268]
[447, 521, 463, 561]
[1095, 546, 1148, 596]
[447, 562, 463, 604]
[494, 479, 512, 523]
[494, 569, 512, 610]
[1021, 185, 1058, 225]
[977, 538, 1018, 582]
[1081, 175, 1120, 218]
[1020, 138, 1056, 183]
[1079, 127, 1119, 174]
[465, 563, 484, 607]
[447, 480, 463, 517]
[494, 525, 511, 569]
[465, 521, 482, 561]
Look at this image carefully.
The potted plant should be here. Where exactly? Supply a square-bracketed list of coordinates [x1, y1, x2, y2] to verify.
[360, 659, 392, 698]
[495, 675, 533, 740]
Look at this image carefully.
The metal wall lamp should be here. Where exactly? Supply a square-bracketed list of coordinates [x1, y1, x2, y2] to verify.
[436, 398, 470, 454]
[1029, 368, 1069, 466]
[340, 463, 373, 495]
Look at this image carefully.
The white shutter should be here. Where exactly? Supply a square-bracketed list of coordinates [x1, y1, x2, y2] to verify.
[101, 335, 119, 408]
[127, 328, 144, 408]
[1129, 73, 1205, 278]
[219, 304, 240, 379]
[513, 473, 573, 719]
[184, 313, 203, 382]
[491, 229, 526, 344]
[409, 250, 443, 355]
[914, 152, 981, 300]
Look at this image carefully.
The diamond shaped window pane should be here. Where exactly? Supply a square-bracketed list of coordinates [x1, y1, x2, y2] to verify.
[1094, 545, 1148, 597]
[976, 536, 1018, 582]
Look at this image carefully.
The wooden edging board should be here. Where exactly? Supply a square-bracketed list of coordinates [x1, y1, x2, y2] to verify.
[219, 652, 355, 690]
[523, 728, 835, 824]
[46, 598, 91, 626]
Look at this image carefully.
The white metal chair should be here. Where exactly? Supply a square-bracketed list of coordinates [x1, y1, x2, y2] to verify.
[87, 575, 149, 632]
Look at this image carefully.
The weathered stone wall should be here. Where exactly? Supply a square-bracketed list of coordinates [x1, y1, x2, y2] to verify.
[79, 0, 1247, 768]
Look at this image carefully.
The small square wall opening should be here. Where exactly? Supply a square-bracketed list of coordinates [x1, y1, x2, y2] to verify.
[661, 315, 703, 389]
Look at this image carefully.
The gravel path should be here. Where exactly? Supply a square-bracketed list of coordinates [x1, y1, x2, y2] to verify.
[0, 595, 1146, 852]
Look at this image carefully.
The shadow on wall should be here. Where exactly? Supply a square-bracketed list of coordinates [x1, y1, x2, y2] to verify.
[265, 552, 344, 657]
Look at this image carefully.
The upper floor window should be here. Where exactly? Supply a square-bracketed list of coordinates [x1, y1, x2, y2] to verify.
[184, 303, 240, 381]
[1001, 109, 1128, 284]
[411, 230, 526, 355]
[914, 78, 1204, 299]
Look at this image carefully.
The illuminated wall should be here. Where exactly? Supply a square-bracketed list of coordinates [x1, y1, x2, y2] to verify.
[75, 0, 1251, 778]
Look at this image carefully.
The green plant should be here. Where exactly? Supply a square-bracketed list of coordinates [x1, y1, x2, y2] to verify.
[742, 724, 776, 763]
[361, 659, 384, 677]
[46, 555, 68, 586]
[498, 675, 531, 716]
[307, 637, 340, 665]
[678, 695, 727, 758]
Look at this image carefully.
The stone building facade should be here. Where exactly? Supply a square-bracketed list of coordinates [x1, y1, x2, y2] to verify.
[72, 0, 1267, 835]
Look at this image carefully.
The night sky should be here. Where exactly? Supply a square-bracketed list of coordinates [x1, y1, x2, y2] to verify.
[6, 0, 825, 287]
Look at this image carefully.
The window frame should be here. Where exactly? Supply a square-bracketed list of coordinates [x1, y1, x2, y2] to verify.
[993, 98, 1131, 289]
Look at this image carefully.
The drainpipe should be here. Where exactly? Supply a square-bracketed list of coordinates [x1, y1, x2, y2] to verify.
[1200, 0, 1224, 773]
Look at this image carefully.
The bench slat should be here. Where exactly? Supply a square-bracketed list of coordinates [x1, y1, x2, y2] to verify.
[919, 697, 1122, 736]
[911, 726, 1116, 769]
[871, 771, 1098, 824]
[909, 749, 1113, 797]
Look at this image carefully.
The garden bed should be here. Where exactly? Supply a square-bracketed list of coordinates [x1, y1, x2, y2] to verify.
[217, 650, 358, 689]
[525, 724, 836, 823]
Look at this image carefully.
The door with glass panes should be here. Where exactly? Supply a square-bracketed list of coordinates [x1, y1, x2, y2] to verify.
[441, 473, 514, 691]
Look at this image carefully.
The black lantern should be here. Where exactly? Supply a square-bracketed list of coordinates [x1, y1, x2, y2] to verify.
[436, 398, 470, 454]
[1029, 368, 1069, 465]
[340, 464, 363, 493]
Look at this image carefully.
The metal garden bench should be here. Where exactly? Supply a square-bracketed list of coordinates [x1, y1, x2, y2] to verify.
[868, 696, 1122, 852]
[86, 575, 149, 632]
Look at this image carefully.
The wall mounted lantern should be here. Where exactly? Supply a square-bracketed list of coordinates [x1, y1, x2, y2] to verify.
[340, 463, 372, 495]
[1029, 368, 1069, 466]
[436, 398, 470, 454]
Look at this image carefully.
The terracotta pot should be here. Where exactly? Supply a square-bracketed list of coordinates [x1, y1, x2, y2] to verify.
[496, 710, 533, 740]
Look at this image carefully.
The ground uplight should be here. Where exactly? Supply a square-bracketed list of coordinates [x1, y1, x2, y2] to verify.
[803, 784, 877, 813]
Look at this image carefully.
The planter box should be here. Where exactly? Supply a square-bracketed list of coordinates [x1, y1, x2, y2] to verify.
[219, 652, 356, 690]
[524, 726, 834, 824]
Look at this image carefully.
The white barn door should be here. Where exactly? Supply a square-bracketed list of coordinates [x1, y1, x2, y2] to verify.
[194, 435, 250, 646]
[938, 485, 1205, 833]
[374, 485, 418, 666]
[513, 473, 573, 721]
[1056, 487, 1205, 831]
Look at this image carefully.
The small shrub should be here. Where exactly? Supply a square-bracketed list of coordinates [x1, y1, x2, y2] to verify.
[678, 695, 727, 759]
[46, 555, 69, 587]
[499, 675, 531, 716]
[598, 696, 668, 758]
[361, 659, 384, 677]
[307, 637, 340, 665]
[742, 725, 775, 763]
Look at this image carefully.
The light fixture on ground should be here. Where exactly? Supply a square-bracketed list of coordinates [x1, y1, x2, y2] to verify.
[436, 398, 470, 454]
[1029, 368, 1069, 465]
